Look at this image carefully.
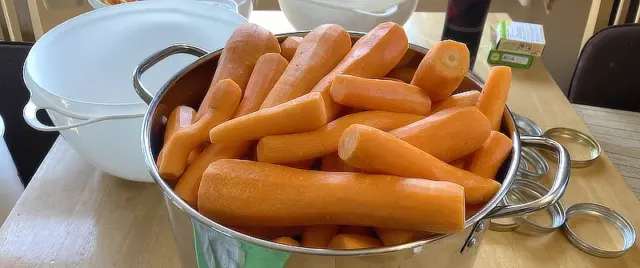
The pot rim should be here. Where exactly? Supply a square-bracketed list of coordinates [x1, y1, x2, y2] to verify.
[141, 32, 522, 256]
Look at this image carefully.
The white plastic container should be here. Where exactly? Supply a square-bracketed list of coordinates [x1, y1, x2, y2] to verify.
[279, 0, 418, 31]
[23, 1, 246, 182]
[88, 0, 253, 18]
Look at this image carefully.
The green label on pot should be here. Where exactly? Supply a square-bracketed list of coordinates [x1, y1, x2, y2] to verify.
[193, 221, 290, 268]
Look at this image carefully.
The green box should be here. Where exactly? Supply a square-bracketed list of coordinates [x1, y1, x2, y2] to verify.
[487, 49, 534, 69]
[494, 20, 545, 57]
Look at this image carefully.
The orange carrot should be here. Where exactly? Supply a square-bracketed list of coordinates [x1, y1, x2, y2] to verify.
[320, 153, 360, 172]
[466, 131, 513, 179]
[234, 53, 289, 117]
[449, 157, 468, 169]
[232, 226, 304, 240]
[476, 66, 512, 130]
[330, 75, 432, 115]
[302, 225, 340, 248]
[196, 23, 280, 120]
[164, 106, 196, 142]
[328, 234, 383, 249]
[174, 55, 286, 205]
[209, 92, 328, 143]
[339, 226, 376, 237]
[198, 159, 465, 233]
[257, 111, 423, 164]
[156, 106, 196, 170]
[174, 141, 251, 207]
[411, 40, 470, 102]
[261, 24, 351, 109]
[158, 79, 241, 181]
[186, 145, 205, 165]
[388, 107, 491, 163]
[385, 67, 416, 83]
[430, 90, 481, 115]
[374, 228, 431, 246]
[280, 36, 303, 61]
[282, 159, 316, 169]
[311, 22, 409, 120]
[338, 124, 501, 204]
[272, 237, 300, 246]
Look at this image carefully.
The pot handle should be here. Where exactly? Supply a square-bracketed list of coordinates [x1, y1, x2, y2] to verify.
[484, 135, 571, 219]
[23, 100, 145, 132]
[133, 44, 208, 105]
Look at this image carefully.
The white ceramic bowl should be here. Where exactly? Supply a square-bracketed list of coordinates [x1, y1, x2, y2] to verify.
[278, 0, 418, 31]
[88, 0, 253, 18]
[23, 1, 246, 182]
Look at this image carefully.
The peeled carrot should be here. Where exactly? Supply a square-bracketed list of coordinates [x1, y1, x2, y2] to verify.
[282, 159, 316, 169]
[280, 36, 303, 61]
[328, 234, 383, 249]
[164, 106, 196, 142]
[388, 107, 491, 163]
[186, 145, 204, 165]
[156, 106, 196, 170]
[198, 159, 465, 233]
[234, 53, 289, 117]
[311, 22, 409, 120]
[339, 226, 375, 237]
[330, 75, 432, 115]
[385, 67, 416, 83]
[209, 92, 328, 143]
[450, 157, 468, 169]
[261, 24, 351, 109]
[158, 79, 241, 181]
[375, 228, 431, 246]
[411, 40, 470, 102]
[430, 90, 481, 115]
[232, 226, 304, 240]
[257, 111, 423, 164]
[476, 66, 512, 130]
[338, 124, 501, 204]
[196, 23, 280, 120]
[174, 141, 251, 207]
[302, 225, 340, 248]
[320, 153, 360, 172]
[466, 131, 513, 179]
[174, 56, 286, 206]
[272, 237, 300, 246]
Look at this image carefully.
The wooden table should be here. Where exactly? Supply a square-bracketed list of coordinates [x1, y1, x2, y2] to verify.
[1, 11, 639, 268]
[573, 104, 640, 198]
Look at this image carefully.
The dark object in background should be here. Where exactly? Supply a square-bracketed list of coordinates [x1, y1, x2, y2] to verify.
[441, 0, 492, 67]
[0, 42, 59, 185]
[568, 24, 640, 112]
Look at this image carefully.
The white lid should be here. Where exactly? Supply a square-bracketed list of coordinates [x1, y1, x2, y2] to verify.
[25, 0, 246, 111]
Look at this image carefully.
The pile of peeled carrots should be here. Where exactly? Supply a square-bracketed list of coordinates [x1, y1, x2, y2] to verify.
[156, 22, 513, 250]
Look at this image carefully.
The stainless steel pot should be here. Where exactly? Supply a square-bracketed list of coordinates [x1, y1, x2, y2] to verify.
[134, 32, 571, 268]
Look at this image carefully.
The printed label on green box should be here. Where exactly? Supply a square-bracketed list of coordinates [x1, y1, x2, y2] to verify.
[488, 49, 533, 69]
[495, 20, 545, 57]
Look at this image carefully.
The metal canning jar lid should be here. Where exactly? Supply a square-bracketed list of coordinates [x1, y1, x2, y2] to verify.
[489, 180, 565, 234]
[563, 203, 636, 258]
[542, 127, 602, 168]
[517, 147, 549, 180]
[513, 113, 543, 136]
[508, 180, 566, 235]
